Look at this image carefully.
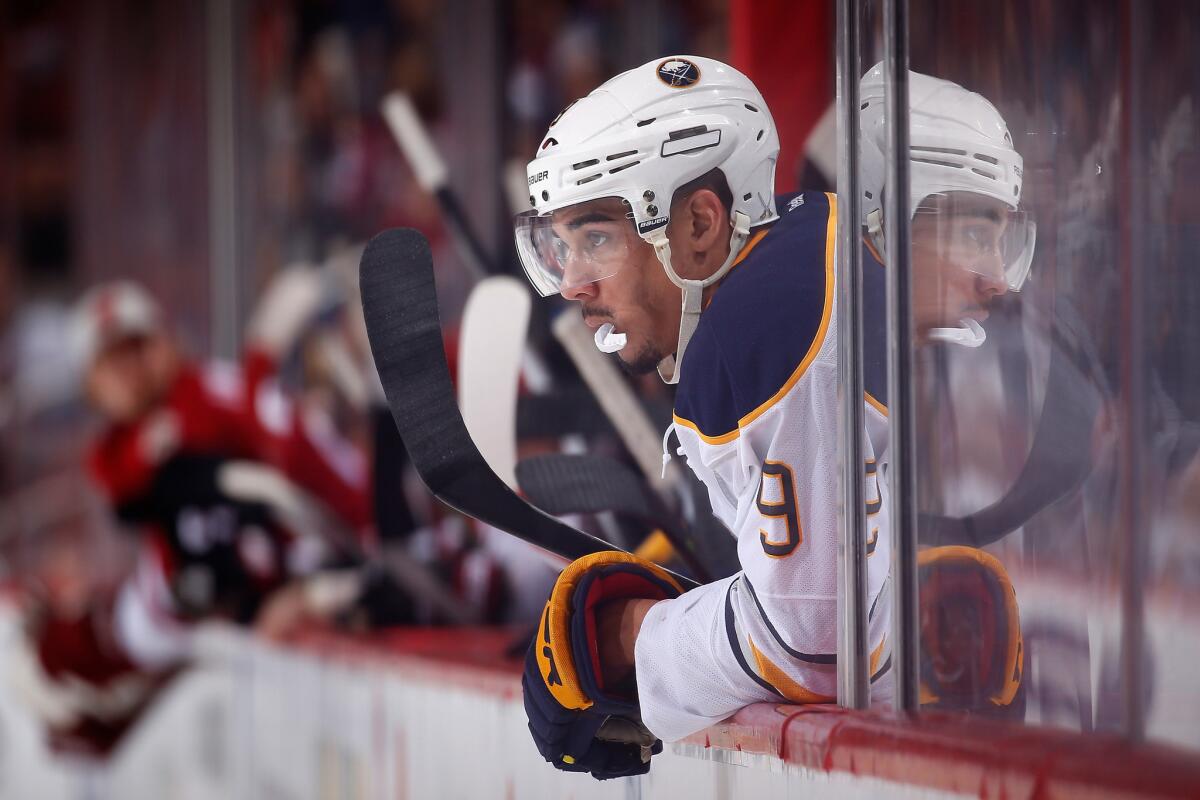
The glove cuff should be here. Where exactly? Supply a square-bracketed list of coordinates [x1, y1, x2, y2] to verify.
[536, 552, 683, 716]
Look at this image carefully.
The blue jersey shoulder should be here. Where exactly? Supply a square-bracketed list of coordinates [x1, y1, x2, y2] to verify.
[674, 191, 835, 439]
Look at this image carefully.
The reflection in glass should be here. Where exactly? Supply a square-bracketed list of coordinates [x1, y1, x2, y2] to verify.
[896, 0, 1200, 749]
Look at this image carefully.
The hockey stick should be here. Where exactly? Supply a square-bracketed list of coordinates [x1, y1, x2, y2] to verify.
[458, 276, 530, 489]
[550, 313, 683, 487]
[358, 227, 698, 587]
[379, 95, 715, 579]
[550, 312, 745, 578]
[381, 93, 493, 281]
[515, 453, 715, 583]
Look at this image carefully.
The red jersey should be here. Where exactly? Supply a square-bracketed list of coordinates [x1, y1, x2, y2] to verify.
[88, 349, 370, 531]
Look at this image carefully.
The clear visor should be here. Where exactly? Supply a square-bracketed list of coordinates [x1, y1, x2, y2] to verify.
[514, 198, 636, 298]
[914, 193, 1037, 292]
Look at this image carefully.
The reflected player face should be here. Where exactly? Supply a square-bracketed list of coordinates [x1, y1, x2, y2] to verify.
[85, 333, 179, 422]
[554, 198, 683, 375]
[911, 193, 1011, 339]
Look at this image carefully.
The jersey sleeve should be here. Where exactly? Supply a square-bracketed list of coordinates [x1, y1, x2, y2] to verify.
[633, 193, 893, 741]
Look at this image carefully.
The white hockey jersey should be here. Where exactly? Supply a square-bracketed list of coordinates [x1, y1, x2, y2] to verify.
[635, 191, 894, 741]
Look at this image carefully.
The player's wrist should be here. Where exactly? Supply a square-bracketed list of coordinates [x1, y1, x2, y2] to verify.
[597, 597, 657, 690]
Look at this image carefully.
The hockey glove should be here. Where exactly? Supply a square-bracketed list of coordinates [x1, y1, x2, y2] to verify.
[918, 545, 1023, 714]
[522, 551, 683, 780]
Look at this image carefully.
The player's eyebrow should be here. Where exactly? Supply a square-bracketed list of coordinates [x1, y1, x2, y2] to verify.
[565, 212, 618, 230]
[955, 206, 1003, 224]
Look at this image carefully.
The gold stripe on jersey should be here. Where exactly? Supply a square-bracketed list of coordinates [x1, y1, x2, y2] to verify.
[747, 635, 835, 704]
[865, 391, 888, 417]
[870, 635, 886, 675]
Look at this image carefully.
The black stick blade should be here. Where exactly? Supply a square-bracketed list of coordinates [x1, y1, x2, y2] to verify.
[358, 228, 622, 564]
[518, 453, 716, 584]
[518, 453, 667, 523]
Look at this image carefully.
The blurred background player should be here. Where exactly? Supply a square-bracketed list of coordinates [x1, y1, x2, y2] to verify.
[5, 272, 379, 755]
[6, 268, 516, 755]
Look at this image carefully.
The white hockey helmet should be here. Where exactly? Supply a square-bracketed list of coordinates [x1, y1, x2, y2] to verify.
[859, 63, 1035, 346]
[515, 56, 779, 382]
[70, 280, 164, 371]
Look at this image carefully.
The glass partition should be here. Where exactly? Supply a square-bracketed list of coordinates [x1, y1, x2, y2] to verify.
[889, 0, 1200, 748]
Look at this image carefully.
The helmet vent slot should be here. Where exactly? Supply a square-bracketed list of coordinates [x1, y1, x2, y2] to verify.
[974, 154, 999, 165]
[742, 192, 752, 201]
[541, 138, 559, 150]
[971, 168, 997, 180]
[572, 158, 600, 170]
[912, 156, 962, 170]
[636, 118, 656, 127]
[609, 161, 641, 175]
[744, 103, 759, 112]
[606, 150, 638, 161]
[756, 130, 764, 141]
[576, 174, 603, 185]
[912, 145, 968, 156]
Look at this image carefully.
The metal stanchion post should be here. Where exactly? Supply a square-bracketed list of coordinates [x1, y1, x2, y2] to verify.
[835, 0, 870, 710]
[882, 0, 920, 714]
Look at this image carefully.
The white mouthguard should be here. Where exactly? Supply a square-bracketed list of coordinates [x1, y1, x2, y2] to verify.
[928, 318, 986, 348]
[594, 322, 627, 354]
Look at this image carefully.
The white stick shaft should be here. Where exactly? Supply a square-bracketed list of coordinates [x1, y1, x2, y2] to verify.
[551, 313, 682, 486]
[381, 92, 449, 193]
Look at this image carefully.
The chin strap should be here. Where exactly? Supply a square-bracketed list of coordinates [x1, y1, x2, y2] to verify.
[866, 208, 887, 258]
[928, 318, 986, 348]
[652, 211, 752, 385]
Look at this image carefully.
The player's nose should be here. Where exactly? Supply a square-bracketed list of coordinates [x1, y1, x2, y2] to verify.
[975, 272, 1007, 300]
[559, 277, 597, 301]
[973, 254, 1008, 298]
[557, 254, 598, 301]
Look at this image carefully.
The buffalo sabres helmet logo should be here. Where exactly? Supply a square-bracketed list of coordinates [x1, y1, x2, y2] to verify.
[656, 58, 700, 88]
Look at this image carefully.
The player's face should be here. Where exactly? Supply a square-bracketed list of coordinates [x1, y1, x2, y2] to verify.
[911, 193, 1012, 339]
[553, 199, 682, 374]
[85, 332, 179, 422]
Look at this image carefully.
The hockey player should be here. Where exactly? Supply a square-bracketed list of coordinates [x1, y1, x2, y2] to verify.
[75, 277, 375, 627]
[4, 273, 382, 755]
[516, 56, 1032, 779]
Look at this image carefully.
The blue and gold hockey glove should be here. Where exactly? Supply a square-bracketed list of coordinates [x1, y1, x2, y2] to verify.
[918, 545, 1023, 715]
[522, 551, 683, 780]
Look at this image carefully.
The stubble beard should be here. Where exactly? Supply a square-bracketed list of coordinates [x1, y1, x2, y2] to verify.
[616, 340, 666, 376]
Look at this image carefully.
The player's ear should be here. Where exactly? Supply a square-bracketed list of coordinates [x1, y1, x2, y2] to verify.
[685, 189, 726, 252]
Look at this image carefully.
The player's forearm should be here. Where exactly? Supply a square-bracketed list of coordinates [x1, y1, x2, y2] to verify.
[597, 598, 658, 689]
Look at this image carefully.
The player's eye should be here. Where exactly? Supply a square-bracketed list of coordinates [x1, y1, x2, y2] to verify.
[963, 224, 999, 254]
[585, 230, 609, 251]
[550, 236, 571, 264]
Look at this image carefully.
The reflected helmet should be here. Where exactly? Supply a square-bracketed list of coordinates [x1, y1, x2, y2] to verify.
[859, 63, 1035, 297]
